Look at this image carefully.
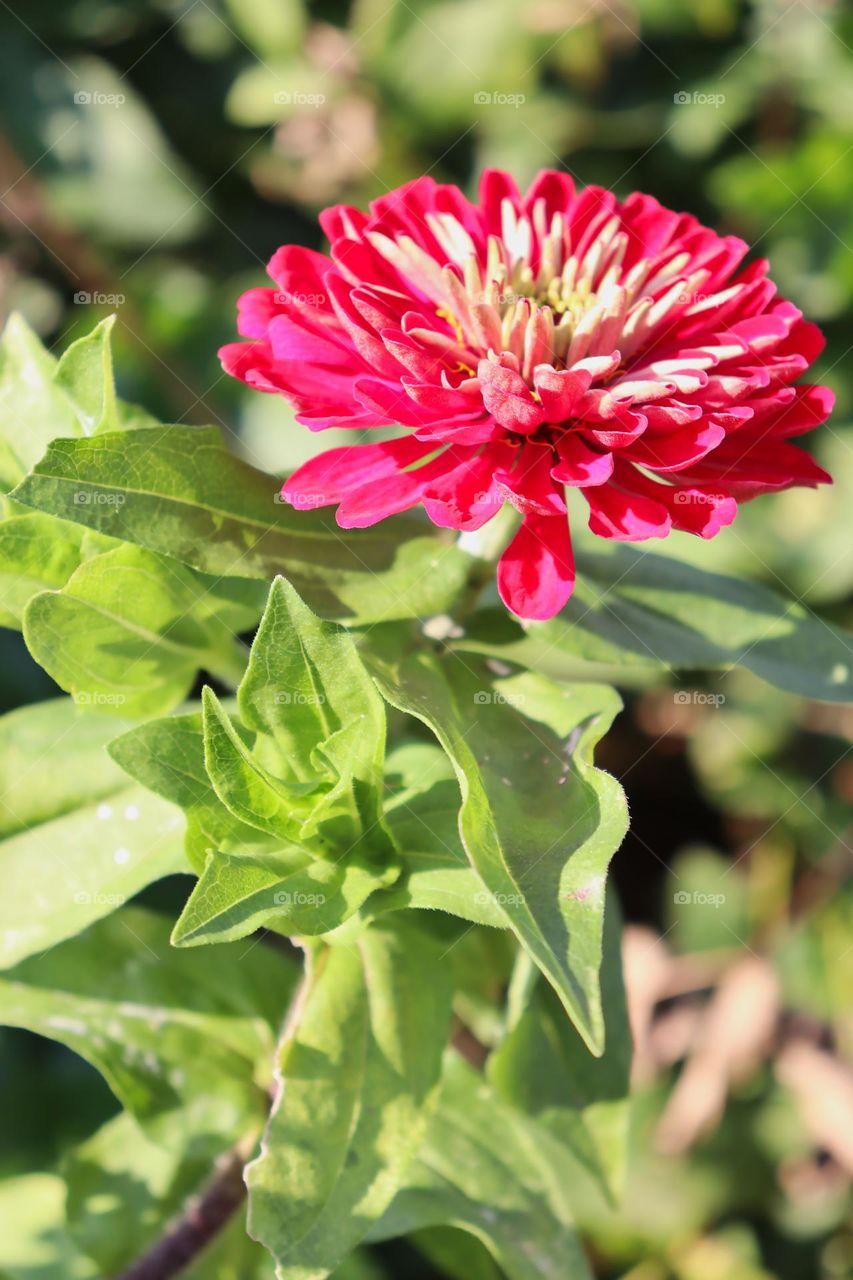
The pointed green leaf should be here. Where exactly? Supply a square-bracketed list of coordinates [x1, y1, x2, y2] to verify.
[248, 918, 453, 1278]
[0, 314, 79, 490]
[54, 316, 119, 436]
[108, 710, 281, 870]
[369, 1055, 593, 1280]
[368, 650, 627, 1055]
[172, 847, 399, 946]
[488, 892, 631, 1202]
[379, 743, 506, 926]
[23, 544, 247, 718]
[239, 577, 391, 849]
[202, 687, 319, 845]
[11, 426, 471, 622]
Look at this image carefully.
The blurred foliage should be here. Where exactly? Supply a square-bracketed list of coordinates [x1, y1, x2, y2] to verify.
[0, 0, 851, 1278]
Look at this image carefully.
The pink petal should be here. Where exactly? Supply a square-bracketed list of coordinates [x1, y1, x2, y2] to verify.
[497, 513, 575, 620]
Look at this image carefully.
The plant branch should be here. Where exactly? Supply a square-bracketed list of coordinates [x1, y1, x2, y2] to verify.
[115, 1134, 255, 1280]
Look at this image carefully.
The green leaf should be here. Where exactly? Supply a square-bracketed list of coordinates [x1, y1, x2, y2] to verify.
[53, 316, 119, 436]
[368, 649, 628, 1055]
[202, 686, 320, 844]
[0, 698, 185, 967]
[63, 1111, 210, 1275]
[379, 743, 507, 927]
[488, 892, 632, 1202]
[0, 315, 154, 495]
[410, 1226, 503, 1280]
[11, 426, 471, 622]
[0, 314, 79, 491]
[462, 543, 853, 703]
[172, 847, 399, 946]
[0, 907, 294, 1152]
[23, 543, 247, 718]
[0, 1174, 96, 1279]
[368, 1055, 593, 1280]
[247, 918, 453, 1278]
[108, 710, 281, 870]
[64, 1109, 280, 1279]
[0, 513, 111, 628]
[239, 577, 392, 849]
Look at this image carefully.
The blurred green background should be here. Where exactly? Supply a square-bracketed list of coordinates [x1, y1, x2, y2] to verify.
[0, 1, 851, 1278]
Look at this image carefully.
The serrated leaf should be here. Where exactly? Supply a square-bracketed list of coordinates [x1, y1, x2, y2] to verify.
[108, 710, 280, 870]
[11, 426, 471, 622]
[368, 650, 628, 1055]
[368, 1055, 593, 1280]
[23, 543, 247, 718]
[247, 918, 453, 1278]
[461, 543, 853, 703]
[172, 847, 399, 946]
[0, 907, 295, 1152]
[0, 698, 185, 967]
[488, 892, 631, 1202]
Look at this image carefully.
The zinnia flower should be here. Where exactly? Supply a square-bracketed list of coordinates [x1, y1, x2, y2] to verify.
[220, 170, 833, 620]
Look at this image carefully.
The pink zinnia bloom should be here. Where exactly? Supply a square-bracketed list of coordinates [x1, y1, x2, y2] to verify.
[220, 170, 833, 620]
